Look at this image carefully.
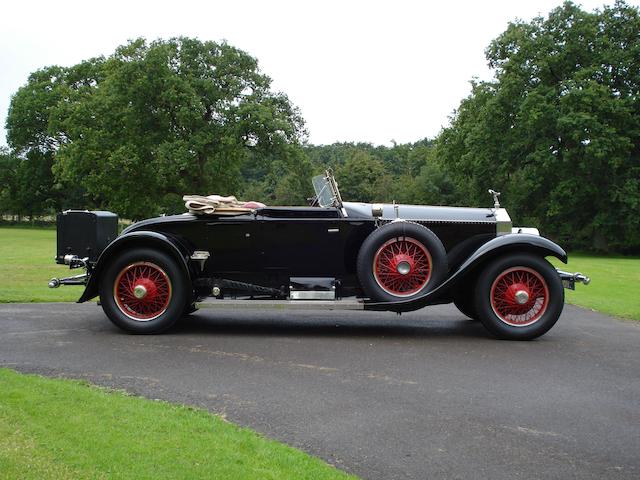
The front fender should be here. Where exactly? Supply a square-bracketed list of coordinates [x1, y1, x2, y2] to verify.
[77, 231, 191, 303]
[365, 233, 567, 312]
[454, 233, 567, 268]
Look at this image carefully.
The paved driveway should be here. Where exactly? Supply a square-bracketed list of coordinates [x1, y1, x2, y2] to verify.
[0, 302, 638, 479]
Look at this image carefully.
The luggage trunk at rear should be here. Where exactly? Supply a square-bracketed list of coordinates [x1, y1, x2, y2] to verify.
[56, 210, 118, 264]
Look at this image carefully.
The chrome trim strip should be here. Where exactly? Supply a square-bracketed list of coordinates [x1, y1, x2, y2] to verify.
[382, 219, 496, 225]
[290, 291, 336, 300]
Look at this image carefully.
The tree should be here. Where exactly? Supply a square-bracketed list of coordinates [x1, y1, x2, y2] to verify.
[241, 144, 313, 205]
[336, 151, 392, 202]
[303, 139, 439, 204]
[5, 64, 91, 217]
[437, 1, 640, 251]
[0, 148, 18, 216]
[6, 38, 306, 219]
[397, 145, 460, 206]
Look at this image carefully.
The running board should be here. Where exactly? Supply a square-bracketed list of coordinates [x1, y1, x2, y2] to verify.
[196, 299, 365, 311]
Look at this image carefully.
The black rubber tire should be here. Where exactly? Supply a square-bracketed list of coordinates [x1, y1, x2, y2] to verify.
[185, 303, 199, 315]
[474, 253, 564, 340]
[453, 294, 479, 321]
[357, 222, 447, 302]
[99, 248, 188, 334]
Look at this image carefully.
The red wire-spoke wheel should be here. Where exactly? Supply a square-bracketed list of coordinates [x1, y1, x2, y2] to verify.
[113, 262, 172, 321]
[373, 237, 432, 297]
[490, 266, 549, 327]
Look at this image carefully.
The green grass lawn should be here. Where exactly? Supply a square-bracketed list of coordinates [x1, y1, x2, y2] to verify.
[0, 368, 354, 480]
[550, 253, 640, 321]
[0, 227, 638, 320]
[0, 227, 78, 302]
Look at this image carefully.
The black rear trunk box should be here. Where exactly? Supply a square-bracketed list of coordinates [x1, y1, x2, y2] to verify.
[56, 210, 118, 264]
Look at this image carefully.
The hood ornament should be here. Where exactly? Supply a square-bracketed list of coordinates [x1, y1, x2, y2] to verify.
[488, 189, 501, 209]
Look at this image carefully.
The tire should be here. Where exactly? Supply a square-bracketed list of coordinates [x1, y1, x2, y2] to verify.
[357, 222, 447, 302]
[454, 294, 479, 320]
[99, 248, 188, 334]
[474, 253, 564, 340]
[185, 303, 199, 315]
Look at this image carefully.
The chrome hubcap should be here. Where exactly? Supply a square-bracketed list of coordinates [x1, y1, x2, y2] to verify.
[514, 290, 529, 305]
[133, 285, 148, 299]
[397, 261, 411, 275]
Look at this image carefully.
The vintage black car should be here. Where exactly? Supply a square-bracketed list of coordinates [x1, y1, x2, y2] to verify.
[50, 170, 589, 340]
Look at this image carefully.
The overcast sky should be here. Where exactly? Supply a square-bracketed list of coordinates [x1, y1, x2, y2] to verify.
[0, 0, 631, 147]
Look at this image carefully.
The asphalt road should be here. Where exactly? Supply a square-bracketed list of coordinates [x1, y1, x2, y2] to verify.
[1, 302, 638, 479]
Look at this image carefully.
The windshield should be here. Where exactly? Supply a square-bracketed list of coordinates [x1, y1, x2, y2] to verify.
[312, 174, 334, 208]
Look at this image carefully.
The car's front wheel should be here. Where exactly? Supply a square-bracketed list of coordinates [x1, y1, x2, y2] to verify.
[99, 248, 188, 334]
[474, 253, 564, 340]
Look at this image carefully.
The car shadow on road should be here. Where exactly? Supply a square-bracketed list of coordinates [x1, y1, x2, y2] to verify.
[169, 311, 493, 340]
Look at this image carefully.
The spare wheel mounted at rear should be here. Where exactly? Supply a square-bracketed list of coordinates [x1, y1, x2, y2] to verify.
[357, 222, 447, 303]
[373, 236, 433, 296]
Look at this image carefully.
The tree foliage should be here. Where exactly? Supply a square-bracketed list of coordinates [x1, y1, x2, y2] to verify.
[335, 151, 389, 202]
[437, 1, 640, 251]
[0, 148, 19, 216]
[304, 140, 441, 204]
[6, 38, 306, 219]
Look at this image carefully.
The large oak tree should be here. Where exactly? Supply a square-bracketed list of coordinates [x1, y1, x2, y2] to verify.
[437, 1, 640, 251]
[7, 38, 306, 219]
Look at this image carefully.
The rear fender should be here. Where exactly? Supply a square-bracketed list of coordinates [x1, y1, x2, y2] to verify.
[77, 231, 192, 303]
[365, 234, 567, 312]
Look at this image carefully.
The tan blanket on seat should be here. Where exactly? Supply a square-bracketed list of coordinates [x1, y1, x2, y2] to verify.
[183, 195, 264, 215]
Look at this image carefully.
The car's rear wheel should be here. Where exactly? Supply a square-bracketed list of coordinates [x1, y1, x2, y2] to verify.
[474, 253, 564, 340]
[357, 222, 447, 302]
[99, 248, 188, 334]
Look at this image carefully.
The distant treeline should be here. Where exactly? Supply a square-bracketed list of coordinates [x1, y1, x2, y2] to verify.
[2, 2, 639, 252]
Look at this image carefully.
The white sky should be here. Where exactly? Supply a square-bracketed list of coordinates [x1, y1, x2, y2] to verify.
[0, 0, 631, 147]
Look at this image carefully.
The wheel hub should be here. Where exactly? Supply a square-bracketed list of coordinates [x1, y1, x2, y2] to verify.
[132, 278, 158, 303]
[133, 285, 147, 299]
[505, 283, 531, 307]
[514, 289, 529, 305]
[396, 259, 412, 275]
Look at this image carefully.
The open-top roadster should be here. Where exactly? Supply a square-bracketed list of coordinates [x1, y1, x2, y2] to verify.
[50, 170, 589, 340]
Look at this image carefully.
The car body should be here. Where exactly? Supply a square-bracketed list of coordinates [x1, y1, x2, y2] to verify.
[50, 170, 589, 339]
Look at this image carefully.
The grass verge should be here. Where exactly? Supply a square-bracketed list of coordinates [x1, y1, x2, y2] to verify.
[0, 227, 78, 302]
[550, 253, 639, 321]
[0, 368, 355, 480]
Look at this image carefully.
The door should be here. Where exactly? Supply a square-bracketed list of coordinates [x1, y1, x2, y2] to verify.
[257, 213, 349, 277]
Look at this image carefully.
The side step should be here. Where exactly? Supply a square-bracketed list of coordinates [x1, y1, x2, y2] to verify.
[196, 299, 365, 311]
